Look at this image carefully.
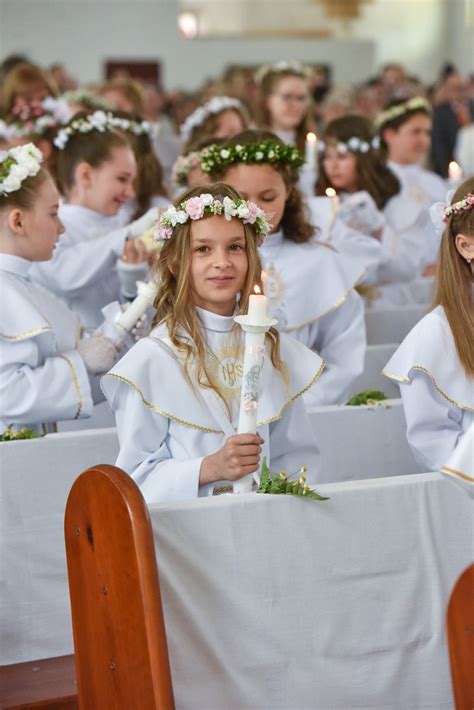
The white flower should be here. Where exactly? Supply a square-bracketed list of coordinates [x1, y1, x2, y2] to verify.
[220, 149, 230, 159]
[236, 203, 250, 219]
[222, 196, 238, 220]
[89, 111, 108, 130]
[201, 193, 214, 206]
[9, 163, 29, 181]
[360, 142, 370, 153]
[176, 210, 188, 224]
[1, 174, 22, 193]
[255, 151, 264, 160]
[235, 144, 243, 152]
[348, 137, 360, 151]
[267, 150, 275, 159]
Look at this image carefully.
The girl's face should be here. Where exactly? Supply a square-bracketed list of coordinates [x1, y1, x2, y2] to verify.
[223, 163, 288, 234]
[6, 176, 64, 261]
[266, 76, 309, 131]
[384, 113, 432, 165]
[322, 146, 359, 193]
[214, 110, 246, 139]
[81, 146, 137, 216]
[189, 214, 248, 316]
[187, 165, 210, 189]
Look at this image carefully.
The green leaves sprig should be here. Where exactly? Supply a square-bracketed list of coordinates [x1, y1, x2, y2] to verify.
[0, 426, 43, 442]
[257, 457, 329, 501]
[346, 389, 387, 406]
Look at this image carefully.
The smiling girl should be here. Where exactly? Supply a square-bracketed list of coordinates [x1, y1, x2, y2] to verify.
[102, 183, 323, 503]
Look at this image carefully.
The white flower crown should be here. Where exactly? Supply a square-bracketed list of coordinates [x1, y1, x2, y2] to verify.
[180, 97, 243, 142]
[0, 97, 72, 141]
[255, 60, 311, 84]
[0, 143, 43, 196]
[53, 110, 153, 150]
[375, 97, 431, 129]
[156, 193, 272, 244]
[318, 135, 381, 155]
[171, 151, 202, 188]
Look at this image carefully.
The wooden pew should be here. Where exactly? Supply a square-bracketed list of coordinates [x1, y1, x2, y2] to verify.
[0, 656, 77, 710]
[64, 465, 174, 709]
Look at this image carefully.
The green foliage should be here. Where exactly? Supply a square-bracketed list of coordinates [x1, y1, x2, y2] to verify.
[0, 426, 43, 442]
[346, 389, 387, 406]
[257, 457, 329, 501]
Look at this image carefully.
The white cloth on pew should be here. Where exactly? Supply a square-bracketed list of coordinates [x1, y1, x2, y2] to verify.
[308, 399, 421, 482]
[0, 429, 119, 664]
[151, 473, 471, 709]
[365, 305, 427, 344]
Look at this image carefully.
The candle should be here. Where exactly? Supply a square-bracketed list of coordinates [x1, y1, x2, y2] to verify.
[233, 286, 275, 494]
[322, 187, 340, 242]
[448, 161, 463, 187]
[115, 280, 156, 334]
[247, 285, 267, 323]
[305, 132, 318, 171]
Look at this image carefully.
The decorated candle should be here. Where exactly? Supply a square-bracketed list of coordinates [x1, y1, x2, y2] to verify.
[115, 280, 156, 333]
[448, 161, 463, 188]
[304, 132, 318, 170]
[247, 286, 268, 323]
[322, 187, 340, 242]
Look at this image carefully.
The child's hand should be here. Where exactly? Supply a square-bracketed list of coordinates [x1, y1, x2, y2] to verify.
[121, 237, 148, 264]
[200, 433, 265, 486]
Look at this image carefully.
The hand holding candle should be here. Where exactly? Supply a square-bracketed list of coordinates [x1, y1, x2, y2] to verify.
[115, 280, 157, 335]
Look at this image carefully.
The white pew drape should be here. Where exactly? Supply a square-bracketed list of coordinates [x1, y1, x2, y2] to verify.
[365, 305, 427, 345]
[152, 473, 469, 710]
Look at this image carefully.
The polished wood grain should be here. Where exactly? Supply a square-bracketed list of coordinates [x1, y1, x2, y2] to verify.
[0, 654, 77, 709]
[447, 564, 474, 710]
[64, 464, 175, 709]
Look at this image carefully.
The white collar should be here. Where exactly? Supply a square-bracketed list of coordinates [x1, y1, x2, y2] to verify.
[59, 203, 119, 228]
[273, 129, 296, 145]
[0, 253, 33, 278]
[261, 229, 284, 249]
[196, 306, 235, 333]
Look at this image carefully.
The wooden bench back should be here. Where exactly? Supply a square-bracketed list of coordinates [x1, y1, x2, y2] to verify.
[64, 464, 175, 710]
[447, 564, 474, 710]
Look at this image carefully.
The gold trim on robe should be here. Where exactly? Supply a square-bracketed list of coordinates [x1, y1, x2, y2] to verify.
[58, 354, 83, 419]
[383, 366, 474, 413]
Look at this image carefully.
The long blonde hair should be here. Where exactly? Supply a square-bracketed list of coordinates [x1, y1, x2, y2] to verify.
[433, 176, 474, 377]
[153, 182, 286, 409]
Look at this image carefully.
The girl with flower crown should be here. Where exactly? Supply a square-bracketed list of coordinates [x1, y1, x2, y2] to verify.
[180, 97, 249, 154]
[0, 144, 126, 433]
[28, 111, 158, 328]
[201, 130, 366, 407]
[101, 183, 322, 504]
[315, 115, 438, 307]
[383, 178, 474, 471]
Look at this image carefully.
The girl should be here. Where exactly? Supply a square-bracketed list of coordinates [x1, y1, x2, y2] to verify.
[257, 61, 314, 154]
[0, 62, 57, 115]
[0, 144, 120, 432]
[29, 111, 156, 328]
[180, 96, 249, 153]
[383, 178, 474, 471]
[315, 115, 435, 304]
[171, 137, 224, 195]
[101, 183, 322, 504]
[201, 130, 366, 407]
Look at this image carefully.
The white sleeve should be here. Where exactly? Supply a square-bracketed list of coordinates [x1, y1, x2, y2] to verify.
[30, 226, 128, 296]
[376, 223, 424, 284]
[0, 338, 93, 425]
[112, 382, 202, 504]
[269, 395, 320, 481]
[304, 289, 366, 407]
[399, 373, 465, 472]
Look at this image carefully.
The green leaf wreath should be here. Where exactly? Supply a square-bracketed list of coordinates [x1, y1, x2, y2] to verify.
[257, 457, 329, 501]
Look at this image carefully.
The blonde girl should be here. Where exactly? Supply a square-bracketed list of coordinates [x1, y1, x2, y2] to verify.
[102, 183, 323, 503]
[180, 96, 249, 153]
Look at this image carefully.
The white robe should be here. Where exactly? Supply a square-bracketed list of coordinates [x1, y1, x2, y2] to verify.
[383, 305, 474, 471]
[116, 195, 170, 227]
[260, 230, 366, 406]
[101, 307, 323, 504]
[0, 253, 93, 432]
[30, 204, 129, 329]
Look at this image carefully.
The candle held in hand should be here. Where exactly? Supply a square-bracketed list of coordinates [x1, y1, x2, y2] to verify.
[115, 281, 156, 333]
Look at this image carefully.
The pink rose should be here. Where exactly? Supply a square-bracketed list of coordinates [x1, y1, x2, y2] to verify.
[185, 196, 205, 220]
[243, 201, 260, 225]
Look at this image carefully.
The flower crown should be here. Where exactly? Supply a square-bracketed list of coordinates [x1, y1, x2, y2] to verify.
[0, 143, 43, 196]
[155, 193, 272, 244]
[255, 60, 311, 84]
[375, 96, 432, 129]
[53, 110, 152, 150]
[200, 139, 304, 175]
[62, 89, 111, 112]
[172, 151, 202, 188]
[317, 135, 381, 155]
[443, 193, 474, 222]
[180, 97, 243, 142]
[0, 97, 72, 141]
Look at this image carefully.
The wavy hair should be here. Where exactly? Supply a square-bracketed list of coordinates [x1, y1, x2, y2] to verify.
[152, 182, 287, 410]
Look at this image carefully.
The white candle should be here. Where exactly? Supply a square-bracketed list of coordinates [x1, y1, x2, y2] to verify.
[322, 187, 340, 242]
[305, 132, 317, 171]
[448, 161, 463, 187]
[247, 288, 268, 323]
[115, 280, 156, 333]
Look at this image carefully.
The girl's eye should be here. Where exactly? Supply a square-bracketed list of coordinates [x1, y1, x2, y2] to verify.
[261, 196, 275, 203]
[195, 246, 209, 253]
[230, 243, 244, 251]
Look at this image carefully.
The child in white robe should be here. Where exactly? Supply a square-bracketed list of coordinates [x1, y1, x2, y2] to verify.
[383, 178, 474, 471]
[200, 130, 366, 407]
[0, 144, 121, 432]
[29, 111, 157, 328]
[315, 115, 437, 307]
[102, 183, 323, 504]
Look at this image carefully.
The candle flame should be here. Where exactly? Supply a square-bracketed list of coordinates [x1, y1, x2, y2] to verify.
[325, 187, 336, 198]
[306, 132, 317, 143]
[254, 284, 261, 295]
[448, 161, 461, 175]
